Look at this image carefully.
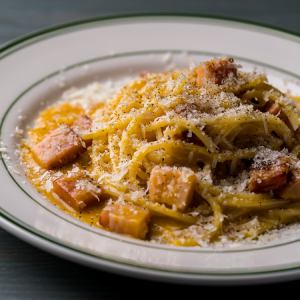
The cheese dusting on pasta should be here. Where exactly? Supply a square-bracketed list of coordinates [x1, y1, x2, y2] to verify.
[20, 58, 300, 247]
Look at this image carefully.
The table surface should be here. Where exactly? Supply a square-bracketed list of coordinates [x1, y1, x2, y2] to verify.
[1, 0, 300, 298]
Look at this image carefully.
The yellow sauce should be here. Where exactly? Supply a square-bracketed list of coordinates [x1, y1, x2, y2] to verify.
[21, 102, 106, 228]
[21, 101, 179, 238]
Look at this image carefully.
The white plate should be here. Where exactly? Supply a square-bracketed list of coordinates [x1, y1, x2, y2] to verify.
[1, 14, 300, 285]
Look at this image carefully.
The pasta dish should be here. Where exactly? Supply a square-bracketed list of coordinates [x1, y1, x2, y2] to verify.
[20, 58, 300, 246]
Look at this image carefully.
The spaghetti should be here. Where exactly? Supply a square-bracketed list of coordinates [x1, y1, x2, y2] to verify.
[20, 57, 300, 246]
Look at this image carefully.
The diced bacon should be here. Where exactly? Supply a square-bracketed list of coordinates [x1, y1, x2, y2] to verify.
[149, 166, 196, 211]
[53, 174, 102, 211]
[99, 202, 150, 239]
[195, 58, 237, 86]
[73, 115, 92, 146]
[31, 126, 86, 169]
[279, 169, 300, 200]
[248, 158, 290, 193]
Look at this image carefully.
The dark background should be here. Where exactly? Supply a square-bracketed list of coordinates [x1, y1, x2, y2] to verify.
[1, 0, 300, 298]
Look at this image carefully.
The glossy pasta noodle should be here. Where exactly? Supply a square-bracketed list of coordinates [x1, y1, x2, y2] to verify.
[21, 58, 300, 246]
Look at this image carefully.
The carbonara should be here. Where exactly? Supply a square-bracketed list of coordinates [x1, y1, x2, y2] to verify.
[20, 57, 300, 246]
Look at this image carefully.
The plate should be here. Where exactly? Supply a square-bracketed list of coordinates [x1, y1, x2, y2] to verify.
[1, 14, 300, 285]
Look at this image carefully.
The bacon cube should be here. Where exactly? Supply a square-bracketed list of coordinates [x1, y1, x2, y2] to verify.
[248, 158, 290, 193]
[31, 125, 86, 169]
[99, 202, 150, 239]
[149, 166, 196, 211]
[195, 58, 237, 86]
[53, 174, 102, 211]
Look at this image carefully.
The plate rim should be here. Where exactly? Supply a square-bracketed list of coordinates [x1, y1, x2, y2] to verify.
[2, 49, 300, 255]
[0, 13, 300, 59]
[3, 213, 300, 286]
[1, 13, 300, 284]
